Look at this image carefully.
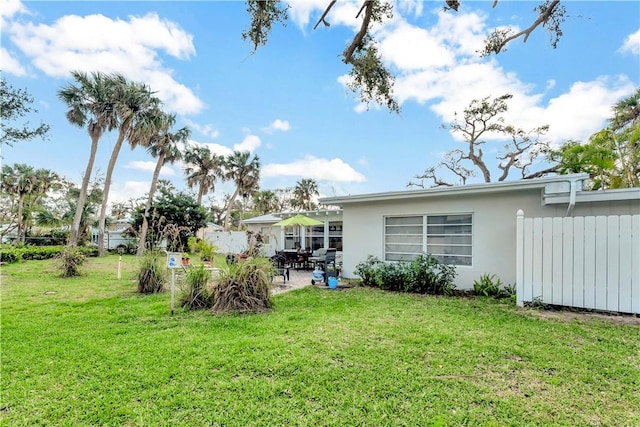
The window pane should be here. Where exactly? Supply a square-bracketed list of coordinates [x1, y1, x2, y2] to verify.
[427, 214, 472, 225]
[427, 235, 472, 245]
[426, 244, 473, 256]
[385, 244, 422, 253]
[386, 253, 420, 262]
[386, 225, 423, 235]
[386, 216, 422, 226]
[427, 225, 472, 235]
[431, 254, 472, 266]
[386, 234, 423, 244]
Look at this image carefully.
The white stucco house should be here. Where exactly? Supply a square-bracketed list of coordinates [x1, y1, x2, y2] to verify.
[241, 210, 344, 255]
[319, 173, 640, 299]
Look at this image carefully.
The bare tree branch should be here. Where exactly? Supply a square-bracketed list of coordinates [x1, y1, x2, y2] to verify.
[313, 0, 337, 30]
[344, 1, 374, 64]
[482, 0, 563, 55]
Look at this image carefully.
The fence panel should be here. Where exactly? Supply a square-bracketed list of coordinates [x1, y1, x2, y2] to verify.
[517, 212, 639, 315]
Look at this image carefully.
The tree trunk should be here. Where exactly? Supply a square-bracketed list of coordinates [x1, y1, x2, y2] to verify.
[69, 135, 100, 247]
[16, 193, 25, 244]
[137, 153, 165, 256]
[223, 186, 241, 231]
[97, 132, 126, 256]
[197, 184, 204, 205]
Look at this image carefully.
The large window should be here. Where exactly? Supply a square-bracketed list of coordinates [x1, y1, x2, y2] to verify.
[384, 214, 472, 266]
[305, 225, 324, 251]
[284, 226, 300, 250]
[328, 221, 343, 251]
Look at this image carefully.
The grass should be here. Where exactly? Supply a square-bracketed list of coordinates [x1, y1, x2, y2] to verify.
[1, 255, 639, 426]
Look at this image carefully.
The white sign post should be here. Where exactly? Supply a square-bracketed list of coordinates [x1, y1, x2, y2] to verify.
[166, 252, 182, 315]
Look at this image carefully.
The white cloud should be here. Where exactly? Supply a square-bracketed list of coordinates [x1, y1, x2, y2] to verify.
[186, 135, 262, 158]
[183, 119, 220, 139]
[345, 6, 635, 145]
[124, 161, 175, 176]
[6, 10, 204, 114]
[533, 77, 636, 143]
[0, 0, 27, 23]
[108, 181, 150, 203]
[263, 155, 366, 183]
[262, 119, 291, 133]
[288, 0, 328, 30]
[0, 47, 27, 76]
[619, 28, 640, 55]
[233, 134, 261, 153]
[188, 139, 233, 157]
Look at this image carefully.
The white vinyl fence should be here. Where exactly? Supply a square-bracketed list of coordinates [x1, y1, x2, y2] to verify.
[203, 231, 278, 257]
[516, 210, 640, 314]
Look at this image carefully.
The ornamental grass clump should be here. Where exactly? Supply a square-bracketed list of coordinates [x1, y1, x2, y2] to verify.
[137, 252, 166, 294]
[56, 246, 86, 277]
[212, 256, 273, 314]
[180, 264, 213, 310]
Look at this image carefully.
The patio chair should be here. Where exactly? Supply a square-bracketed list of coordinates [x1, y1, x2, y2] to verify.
[270, 253, 290, 283]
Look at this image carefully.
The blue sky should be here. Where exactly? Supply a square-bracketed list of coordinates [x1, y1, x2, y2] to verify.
[1, 0, 639, 207]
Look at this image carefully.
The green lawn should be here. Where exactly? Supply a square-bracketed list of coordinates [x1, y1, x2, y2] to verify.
[1, 255, 639, 426]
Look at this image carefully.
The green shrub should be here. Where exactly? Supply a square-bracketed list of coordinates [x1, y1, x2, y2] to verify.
[0, 245, 98, 264]
[180, 264, 214, 310]
[56, 247, 86, 277]
[137, 252, 166, 294]
[187, 237, 218, 262]
[473, 273, 513, 298]
[212, 257, 273, 314]
[354, 255, 381, 287]
[354, 254, 457, 296]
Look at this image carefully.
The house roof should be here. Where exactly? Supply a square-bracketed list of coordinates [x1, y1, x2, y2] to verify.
[319, 174, 593, 205]
[241, 214, 282, 224]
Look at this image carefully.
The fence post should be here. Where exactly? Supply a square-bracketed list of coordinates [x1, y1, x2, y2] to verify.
[516, 209, 525, 307]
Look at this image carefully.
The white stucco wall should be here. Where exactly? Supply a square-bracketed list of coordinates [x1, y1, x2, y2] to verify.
[341, 188, 640, 290]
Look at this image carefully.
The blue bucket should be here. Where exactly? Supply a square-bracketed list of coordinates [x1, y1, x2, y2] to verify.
[328, 276, 339, 289]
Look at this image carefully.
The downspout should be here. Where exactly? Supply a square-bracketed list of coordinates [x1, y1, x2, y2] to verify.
[565, 178, 577, 217]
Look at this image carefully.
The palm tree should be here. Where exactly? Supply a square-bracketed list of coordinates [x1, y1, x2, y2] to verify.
[609, 89, 640, 188]
[183, 145, 225, 204]
[58, 71, 118, 246]
[253, 190, 278, 215]
[1, 164, 59, 243]
[136, 111, 191, 255]
[222, 151, 261, 230]
[96, 76, 159, 255]
[292, 178, 319, 211]
[1, 164, 34, 243]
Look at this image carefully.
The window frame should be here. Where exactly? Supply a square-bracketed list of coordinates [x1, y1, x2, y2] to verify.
[383, 213, 473, 266]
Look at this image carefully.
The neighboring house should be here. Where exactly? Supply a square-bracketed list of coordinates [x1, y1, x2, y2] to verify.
[320, 173, 640, 294]
[196, 222, 224, 241]
[241, 210, 344, 256]
[91, 219, 137, 251]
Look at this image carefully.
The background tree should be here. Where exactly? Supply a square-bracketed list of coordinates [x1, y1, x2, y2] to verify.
[408, 93, 550, 187]
[252, 190, 279, 215]
[96, 76, 160, 256]
[0, 164, 60, 243]
[222, 151, 261, 230]
[244, 0, 566, 112]
[131, 190, 206, 252]
[291, 178, 319, 211]
[609, 88, 640, 187]
[0, 75, 50, 146]
[136, 112, 190, 255]
[183, 145, 226, 205]
[58, 71, 118, 246]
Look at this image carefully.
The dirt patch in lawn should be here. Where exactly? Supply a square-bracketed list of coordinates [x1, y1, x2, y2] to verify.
[523, 308, 640, 326]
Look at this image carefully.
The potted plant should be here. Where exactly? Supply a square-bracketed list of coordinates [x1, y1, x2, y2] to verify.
[181, 253, 190, 266]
